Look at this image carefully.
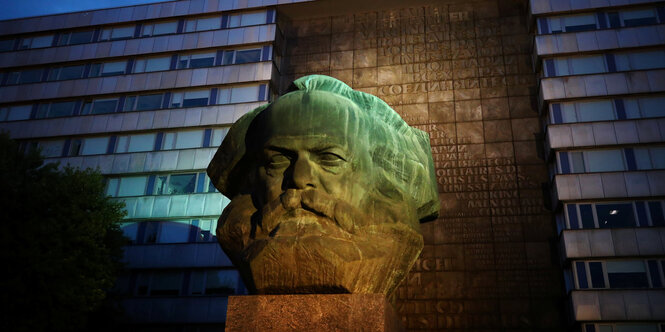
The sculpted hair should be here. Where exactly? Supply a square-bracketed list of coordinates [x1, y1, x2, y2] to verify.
[207, 75, 439, 222]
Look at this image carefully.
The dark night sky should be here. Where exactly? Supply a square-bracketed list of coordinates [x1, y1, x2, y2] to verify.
[0, 0, 171, 20]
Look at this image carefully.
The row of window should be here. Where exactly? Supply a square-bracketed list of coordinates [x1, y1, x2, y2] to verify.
[121, 218, 218, 244]
[1, 45, 271, 86]
[583, 323, 665, 332]
[115, 269, 244, 297]
[37, 127, 228, 158]
[549, 95, 665, 124]
[107, 172, 217, 198]
[557, 147, 665, 174]
[0, 9, 276, 52]
[0, 83, 268, 122]
[543, 49, 665, 77]
[560, 200, 665, 231]
[537, 6, 664, 34]
[570, 259, 665, 290]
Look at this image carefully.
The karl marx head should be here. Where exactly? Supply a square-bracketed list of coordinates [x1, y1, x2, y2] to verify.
[207, 75, 439, 296]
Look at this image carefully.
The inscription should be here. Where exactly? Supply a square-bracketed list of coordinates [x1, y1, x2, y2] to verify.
[284, 3, 558, 329]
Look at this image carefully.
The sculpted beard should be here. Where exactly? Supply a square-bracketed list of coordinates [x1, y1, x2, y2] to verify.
[217, 188, 423, 294]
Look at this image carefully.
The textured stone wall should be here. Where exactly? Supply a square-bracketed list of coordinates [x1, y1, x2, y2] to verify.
[278, 0, 563, 330]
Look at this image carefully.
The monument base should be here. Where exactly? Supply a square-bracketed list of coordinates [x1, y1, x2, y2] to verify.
[225, 294, 405, 332]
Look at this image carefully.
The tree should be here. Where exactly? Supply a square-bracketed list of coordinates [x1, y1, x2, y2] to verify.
[0, 133, 127, 332]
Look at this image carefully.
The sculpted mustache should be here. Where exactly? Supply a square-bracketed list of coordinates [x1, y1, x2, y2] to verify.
[259, 189, 365, 234]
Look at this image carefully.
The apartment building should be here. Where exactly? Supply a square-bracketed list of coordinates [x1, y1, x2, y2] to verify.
[531, 0, 665, 330]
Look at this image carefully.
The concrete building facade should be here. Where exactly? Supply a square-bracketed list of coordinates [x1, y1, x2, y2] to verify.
[0, 0, 663, 330]
[531, 0, 665, 331]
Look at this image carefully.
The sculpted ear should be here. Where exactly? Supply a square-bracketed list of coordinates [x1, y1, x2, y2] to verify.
[207, 103, 270, 197]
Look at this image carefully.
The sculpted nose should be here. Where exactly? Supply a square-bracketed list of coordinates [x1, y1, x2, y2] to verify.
[290, 156, 316, 189]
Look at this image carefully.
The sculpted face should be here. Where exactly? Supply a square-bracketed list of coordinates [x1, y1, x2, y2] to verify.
[251, 91, 372, 235]
[208, 75, 439, 296]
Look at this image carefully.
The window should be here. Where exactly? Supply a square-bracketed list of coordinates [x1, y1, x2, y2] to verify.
[155, 220, 191, 243]
[116, 176, 148, 197]
[585, 150, 624, 172]
[99, 25, 135, 41]
[5, 68, 44, 85]
[135, 94, 164, 111]
[152, 172, 214, 195]
[119, 222, 140, 243]
[132, 269, 243, 297]
[184, 16, 221, 32]
[0, 105, 32, 122]
[615, 50, 665, 71]
[545, 14, 597, 34]
[165, 173, 196, 194]
[222, 48, 265, 65]
[79, 137, 110, 155]
[123, 93, 165, 111]
[57, 30, 94, 46]
[80, 98, 118, 115]
[545, 55, 605, 77]
[47, 65, 85, 81]
[133, 56, 171, 73]
[228, 11, 266, 28]
[115, 133, 156, 153]
[19, 69, 43, 84]
[145, 271, 182, 296]
[211, 128, 229, 146]
[120, 218, 218, 244]
[621, 8, 658, 27]
[38, 140, 65, 158]
[177, 52, 216, 69]
[557, 147, 665, 174]
[550, 95, 665, 124]
[573, 260, 661, 289]
[190, 270, 240, 295]
[217, 85, 260, 104]
[35, 101, 78, 119]
[606, 261, 649, 288]
[0, 39, 15, 52]
[89, 60, 127, 77]
[162, 130, 204, 150]
[193, 219, 218, 242]
[583, 323, 662, 332]
[640, 96, 665, 118]
[564, 200, 665, 230]
[19, 35, 53, 49]
[170, 90, 209, 108]
[141, 21, 178, 37]
[539, 7, 662, 34]
[596, 203, 635, 228]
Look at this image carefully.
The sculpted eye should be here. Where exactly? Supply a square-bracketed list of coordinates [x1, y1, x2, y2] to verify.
[318, 152, 346, 165]
[266, 154, 290, 168]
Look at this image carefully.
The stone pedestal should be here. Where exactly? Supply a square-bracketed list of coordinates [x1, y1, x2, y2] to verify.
[225, 294, 405, 332]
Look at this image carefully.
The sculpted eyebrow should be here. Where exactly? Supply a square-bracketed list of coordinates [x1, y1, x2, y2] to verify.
[264, 146, 295, 155]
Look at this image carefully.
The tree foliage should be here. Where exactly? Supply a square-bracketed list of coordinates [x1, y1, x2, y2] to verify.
[0, 133, 127, 332]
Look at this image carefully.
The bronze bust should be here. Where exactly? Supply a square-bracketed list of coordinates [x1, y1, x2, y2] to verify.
[208, 75, 439, 296]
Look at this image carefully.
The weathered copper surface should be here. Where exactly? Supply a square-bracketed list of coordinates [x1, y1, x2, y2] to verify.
[208, 75, 439, 296]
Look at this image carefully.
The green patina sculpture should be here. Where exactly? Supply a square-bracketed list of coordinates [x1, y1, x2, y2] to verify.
[207, 75, 439, 296]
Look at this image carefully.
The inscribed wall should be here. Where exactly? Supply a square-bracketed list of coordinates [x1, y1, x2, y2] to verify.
[278, 0, 563, 330]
